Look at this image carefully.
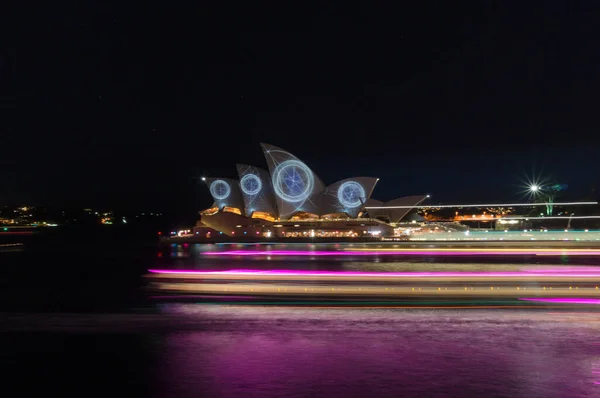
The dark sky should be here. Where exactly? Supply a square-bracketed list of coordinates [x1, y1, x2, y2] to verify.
[5, 2, 600, 219]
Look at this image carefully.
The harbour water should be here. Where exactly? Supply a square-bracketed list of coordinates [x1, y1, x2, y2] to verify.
[2, 229, 600, 397]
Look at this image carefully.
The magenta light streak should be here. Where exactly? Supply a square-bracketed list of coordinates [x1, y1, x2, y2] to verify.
[150, 295, 251, 299]
[519, 298, 600, 304]
[202, 250, 600, 257]
[521, 267, 600, 273]
[147, 269, 600, 278]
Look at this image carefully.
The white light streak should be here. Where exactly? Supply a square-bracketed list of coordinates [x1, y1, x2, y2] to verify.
[504, 216, 600, 220]
[365, 201, 598, 209]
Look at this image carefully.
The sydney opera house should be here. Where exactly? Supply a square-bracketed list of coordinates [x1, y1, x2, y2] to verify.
[194, 143, 428, 239]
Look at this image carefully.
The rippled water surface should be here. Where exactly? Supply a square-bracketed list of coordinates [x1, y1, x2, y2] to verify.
[4, 306, 600, 397]
[3, 235, 600, 397]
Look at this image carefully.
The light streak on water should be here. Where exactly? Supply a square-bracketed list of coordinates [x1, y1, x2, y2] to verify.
[202, 248, 600, 257]
[147, 269, 600, 278]
[519, 298, 600, 304]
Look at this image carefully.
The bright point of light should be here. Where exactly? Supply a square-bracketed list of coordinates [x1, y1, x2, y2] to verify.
[529, 184, 540, 192]
[201, 177, 206, 181]
[426, 194, 431, 198]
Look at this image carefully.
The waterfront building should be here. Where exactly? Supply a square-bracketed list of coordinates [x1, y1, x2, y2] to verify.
[194, 143, 427, 238]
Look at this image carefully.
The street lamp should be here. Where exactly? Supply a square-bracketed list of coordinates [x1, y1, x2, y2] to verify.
[529, 184, 539, 193]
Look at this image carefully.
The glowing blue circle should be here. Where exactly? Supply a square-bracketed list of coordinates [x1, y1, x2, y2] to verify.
[240, 174, 262, 196]
[209, 180, 230, 200]
[272, 159, 314, 203]
[337, 181, 366, 208]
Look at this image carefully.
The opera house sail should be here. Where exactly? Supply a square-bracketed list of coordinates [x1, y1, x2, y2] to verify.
[195, 143, 427, 239]
[236, 164, 278, 220]
[261, 143, 325, 219]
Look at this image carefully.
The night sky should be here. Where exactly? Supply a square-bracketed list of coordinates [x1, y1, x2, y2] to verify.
[5, 2, 600, 220]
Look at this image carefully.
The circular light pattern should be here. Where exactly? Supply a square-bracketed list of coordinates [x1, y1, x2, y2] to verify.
[272, 160, 314, 203]
[209, 180, 231, 200]
[337, 181, 366, 208]
[240, 174, 262, 196]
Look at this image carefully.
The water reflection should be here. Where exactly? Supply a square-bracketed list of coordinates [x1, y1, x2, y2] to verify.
[154, 305, 600, 398]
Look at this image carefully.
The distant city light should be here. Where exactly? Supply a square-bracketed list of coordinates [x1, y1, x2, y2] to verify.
[498, 219, 519, 224]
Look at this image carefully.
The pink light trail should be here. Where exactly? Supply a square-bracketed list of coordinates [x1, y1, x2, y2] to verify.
[147, 269, 600, 278]
[202, 249, 600, 257]
[519, 298, 600, 304]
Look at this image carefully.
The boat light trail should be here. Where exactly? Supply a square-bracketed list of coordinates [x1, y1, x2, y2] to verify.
[147, 270, 600, 300]
[503, 216, 600, 220]
[520, 267, 600, 273]
[519, 298, 600, 304]
[365, 201, 598, 209]
[147, 269, 600, 278]
[344, 248, 600, 253]
[202, 248, 600, 257]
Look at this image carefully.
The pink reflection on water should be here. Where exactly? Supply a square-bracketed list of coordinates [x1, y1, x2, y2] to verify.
[153, 306, 600, 397]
